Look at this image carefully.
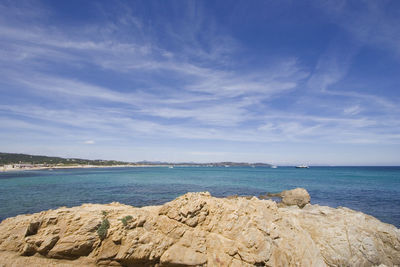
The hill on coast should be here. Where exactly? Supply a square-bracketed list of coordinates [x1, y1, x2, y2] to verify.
[0, 152, 272, 167]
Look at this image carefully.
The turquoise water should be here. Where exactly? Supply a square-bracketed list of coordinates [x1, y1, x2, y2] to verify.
[0, 166, 399, 227]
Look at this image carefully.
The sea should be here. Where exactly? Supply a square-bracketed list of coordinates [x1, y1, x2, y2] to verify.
[0, 166, 399, 228]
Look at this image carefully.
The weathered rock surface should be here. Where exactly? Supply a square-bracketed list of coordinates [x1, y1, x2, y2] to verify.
[259, 187, 310, 208]
[0, 188, 399, 267]
[280, 187, 311, 208]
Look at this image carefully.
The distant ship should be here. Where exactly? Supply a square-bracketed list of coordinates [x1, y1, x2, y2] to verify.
[295, 165, 309, 168]
[271, 165, 278, 169]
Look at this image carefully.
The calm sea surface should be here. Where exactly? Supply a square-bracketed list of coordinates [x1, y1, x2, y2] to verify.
[0, 166, 399, 227]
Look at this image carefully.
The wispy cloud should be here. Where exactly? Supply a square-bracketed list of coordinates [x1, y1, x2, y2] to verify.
[316, 0, 400, 58]
[0, 1, 399, 164]
[343, 105, 362, 115]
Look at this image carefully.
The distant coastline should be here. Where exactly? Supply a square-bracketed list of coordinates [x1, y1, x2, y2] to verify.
[0, 163, 274, 172]
[1, 164, 142, 172]
[0, 152, 272, 172]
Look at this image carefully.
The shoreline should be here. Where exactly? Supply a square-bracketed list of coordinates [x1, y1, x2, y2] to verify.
[0, 164, 188, 172]
[0, 164, 276, 172]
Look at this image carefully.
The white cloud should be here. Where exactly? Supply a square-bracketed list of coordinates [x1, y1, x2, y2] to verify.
[343, 105, 362, 115]
[1, 102, 399, 146]
[0, 1, 400, 165]
[0, 2, 308, 130]
[315, 0, 400, 58]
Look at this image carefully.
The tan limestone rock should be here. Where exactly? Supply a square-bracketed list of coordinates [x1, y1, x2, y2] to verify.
[0, 189, 399, 267]
[280, 187, 311, 208]
[37, 235, 60, 255]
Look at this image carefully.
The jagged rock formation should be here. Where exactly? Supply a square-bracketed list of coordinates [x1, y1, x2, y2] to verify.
[0, 189, 399, 267]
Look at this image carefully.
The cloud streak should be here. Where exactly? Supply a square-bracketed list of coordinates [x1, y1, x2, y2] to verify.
[0, 1, 399, 164]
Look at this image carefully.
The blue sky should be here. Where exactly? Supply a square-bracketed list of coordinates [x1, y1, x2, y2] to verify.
[0, 0, 399, 165]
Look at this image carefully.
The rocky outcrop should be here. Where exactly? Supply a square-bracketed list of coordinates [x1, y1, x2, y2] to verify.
[259, 187, 310, 208]
[0, 188, 399, 267]
[280, 187, 311, 208]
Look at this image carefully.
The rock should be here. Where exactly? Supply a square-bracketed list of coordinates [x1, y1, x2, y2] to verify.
[48, 235, 97, 259]
[160, 244, 207, 266]
[37, 235, 59, 255]
[97, 238, 120, 262]
[25, 221, 41, 237]
[259, 188, 310, 208]
[0, 189, 399, 266]
[280, 188, 311, 208]
[20, 242, 36, 256]
[270, 188, 311, 208]
[159, 192, 209, 227]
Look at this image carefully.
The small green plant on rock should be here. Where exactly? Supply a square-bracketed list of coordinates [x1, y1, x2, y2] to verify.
[97, 218, 110, 240]
[120, 215, 133, 226]
[97, 210, 110, 240]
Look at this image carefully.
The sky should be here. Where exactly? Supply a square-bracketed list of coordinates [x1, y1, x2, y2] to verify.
[0, 0, 399, 165]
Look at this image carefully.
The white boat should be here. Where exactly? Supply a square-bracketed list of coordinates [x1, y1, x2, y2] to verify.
[169, 166, 174, 169]
[271, 165, 278, 169]
[295, 165, 309, 168]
